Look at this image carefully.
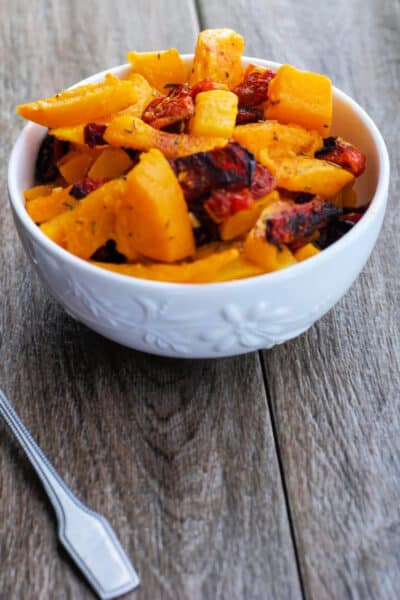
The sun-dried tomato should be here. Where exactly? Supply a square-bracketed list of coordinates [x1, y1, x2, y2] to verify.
[265, 198, 341, 246]
[233, 69, 275, 107]
[189, 78, 219, 98]
[250, 163, 276, 198]
[205, 188, 254, 221]
[84, 123, 107, 147]
[171, 142, 255, 202]
[69, 178, 108, 199]
[315, 136, 366, 176]
[35, 134, 69, 183]
[143, 85, 194, 130]
[236, 106, 264, 125]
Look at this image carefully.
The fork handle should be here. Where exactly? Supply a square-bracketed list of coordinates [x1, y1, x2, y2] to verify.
[0, 389, 140, 599]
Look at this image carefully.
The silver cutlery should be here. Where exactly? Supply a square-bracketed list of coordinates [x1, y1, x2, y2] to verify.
[0, 388, 140, 599]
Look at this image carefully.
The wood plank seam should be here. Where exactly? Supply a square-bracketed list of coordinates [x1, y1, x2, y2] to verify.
[258, 350, 306, 600]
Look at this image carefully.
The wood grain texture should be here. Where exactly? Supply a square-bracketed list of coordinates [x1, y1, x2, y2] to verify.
[0, 1, 301, 598]
[198, 0, 400, 598]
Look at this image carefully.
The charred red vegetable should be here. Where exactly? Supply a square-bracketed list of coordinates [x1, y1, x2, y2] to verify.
[189, 78, 220, 98]
[84, 123, 107, 147]
[236, 106, 264, 125]
[171, 142, 255, 202]
[69, 177, 108, 199]
[315, 136, 366, 177]
[265, 198, 341, 246]
[35, 134, 69, 183]
[143, 85, 194, 130]
[233, 69, 275, 107]
[205, 163, 275, 221]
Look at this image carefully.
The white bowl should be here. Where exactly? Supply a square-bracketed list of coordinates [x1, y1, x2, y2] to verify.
[8, 56, 390, 358]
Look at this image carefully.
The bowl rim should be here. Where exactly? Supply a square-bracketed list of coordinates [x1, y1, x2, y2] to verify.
[8, 55, 390, 291]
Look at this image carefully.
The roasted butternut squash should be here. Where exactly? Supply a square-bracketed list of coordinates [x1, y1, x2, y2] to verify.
[92, 249, 239, 283]
[122, 149, 195, 262]
[88, 148, 133, 180]
[233, 121, 322, 161]
[190, 28, 244, 89]
[17, 75, 140, 128]
[259, 154, 354, 196]
[293, 243, 320, 262]
[127, 49, 185, 91]
[104, 115, 228, 158]
[219, 191, 279, 241]
[265, 64, 332, 136]
[40, 179, 126, 259]
[26, 185, 76, 223]
[190, 90, 238, 138]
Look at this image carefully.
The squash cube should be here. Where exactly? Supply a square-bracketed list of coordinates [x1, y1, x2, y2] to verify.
[190, 28, 244, 89]
[127, 49, 185, 91]
[57, 149, 97, 184]
[26, 185, 76, 223]
[259, 154, 354, 196]
[265, 64, 332, 136]
[123, 149, 195, 262]
[88, 147, 133, 180]
[219, 191, 279, 241]
[190, 90, 238, 138]
[233, 121, 322, 161]
[40, 179, 126, 259]
[294, 243, 320, 262]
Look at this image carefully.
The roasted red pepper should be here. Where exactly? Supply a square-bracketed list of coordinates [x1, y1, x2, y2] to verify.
[171, 142, 255, 202]
[236, 106, 264, 125]
[315, 136, 366, 176]
[265, 198, 341, 246]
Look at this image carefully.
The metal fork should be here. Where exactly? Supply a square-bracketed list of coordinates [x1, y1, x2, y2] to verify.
[0, 389, 140, 599]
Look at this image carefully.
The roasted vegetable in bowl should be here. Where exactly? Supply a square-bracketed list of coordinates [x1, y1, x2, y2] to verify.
[17, 28, 367, 284]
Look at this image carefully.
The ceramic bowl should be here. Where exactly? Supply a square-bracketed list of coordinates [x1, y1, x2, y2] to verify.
[8, 57, 390, 358]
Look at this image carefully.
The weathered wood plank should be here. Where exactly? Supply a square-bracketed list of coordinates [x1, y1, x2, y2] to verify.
[198, 0, 400, 598]
[0, 1, 301, 598]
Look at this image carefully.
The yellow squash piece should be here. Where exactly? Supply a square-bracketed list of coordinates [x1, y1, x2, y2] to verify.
[127, 49, 185, 91]
[17, 75, 141, 128]
[233, 121, 322, 161]
[260, 154, 354, 196]
[244, 205, 297, 272]
[40, 179, 126, 259]
[190, 90, 238, 138]
[122, 149, 195, 262]
[265, 64, 332, 136]
[26, 185, 76, 224]
[190, 28, 244, 89]
[211, 256, 264, 281]
[104, 115, 228, 158]
[24, 184, 56, 202]
[88, 148, 133, 180]
[57, 149, 97, 184]
[92, 248, 239, 283]
[219, 191, 279, 241]
[294, 243, 320, 262]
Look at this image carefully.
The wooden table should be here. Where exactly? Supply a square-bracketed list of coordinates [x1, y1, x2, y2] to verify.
[1, 1, 399, 598]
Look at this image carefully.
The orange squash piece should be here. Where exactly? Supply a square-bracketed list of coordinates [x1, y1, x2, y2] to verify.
[40, 179, 126, 259]
[17, 75, 141, 128]
[219, 191, 279, 241]
[122, 149, 195, 262]
[26, 185, 76, 223]
[127, 49, 186, 91]
[233, 121, 322, 161]
[104, 115, 228, 158]
[259, 154, 354, 196]
[211, 256, 264, 281]
[265, 64, 332, 136]
[294, 243, 320, 262]
[92, 249, 239, 283]
[190, 90, 238, 138]
[190, 28, 244, 89]
[57, 149, 97, 184]
[88, 148, 133, 180]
